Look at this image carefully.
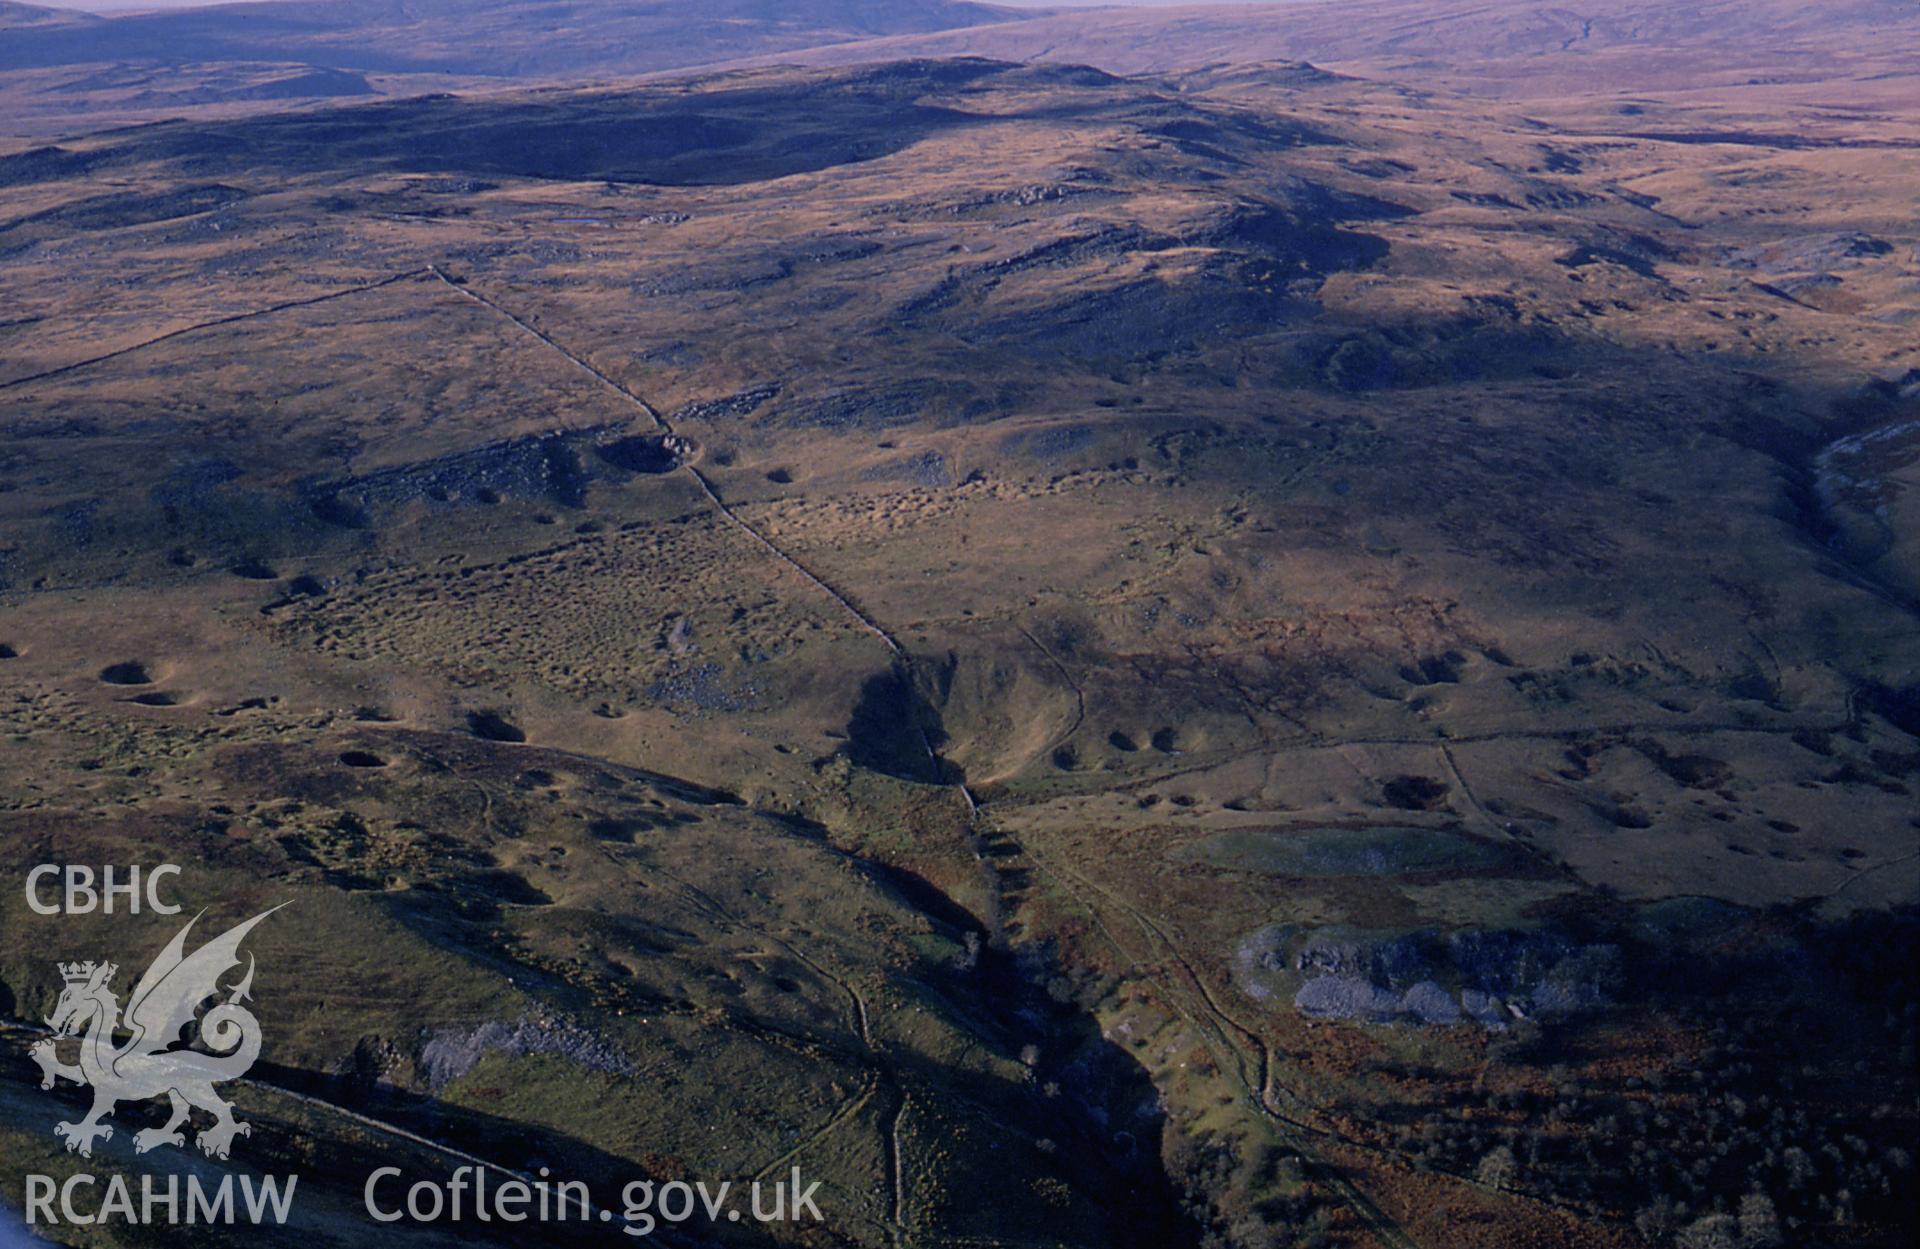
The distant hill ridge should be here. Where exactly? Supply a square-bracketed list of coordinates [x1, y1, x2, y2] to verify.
[0, 0, 97, 29]
[0, 0, 1037, 77]
[729, 0, 1920, 97]
[9, 0, 1916, 91]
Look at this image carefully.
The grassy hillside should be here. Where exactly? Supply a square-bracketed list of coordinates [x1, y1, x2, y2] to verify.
[0, 17, 1915, 1249]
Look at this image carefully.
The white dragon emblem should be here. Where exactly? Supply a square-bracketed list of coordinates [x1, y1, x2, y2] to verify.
[29, 906, 282, 1160]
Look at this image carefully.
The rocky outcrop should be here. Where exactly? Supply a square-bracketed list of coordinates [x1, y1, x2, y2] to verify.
[1234, 924, 1623, 1028]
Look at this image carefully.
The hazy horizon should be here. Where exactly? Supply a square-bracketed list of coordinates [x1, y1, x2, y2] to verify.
[41, 0, 1301, 13]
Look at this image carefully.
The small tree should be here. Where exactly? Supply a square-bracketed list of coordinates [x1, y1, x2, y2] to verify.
[1634, 1195, 1680, 1243]
[1475, 1145, 1519, 1191]
[1675, 1213, 1738, 1249]
[1736, 1192, 1780, 1248]
[1780, 1146, 1816, 1191]
[953, 930, 982, 972]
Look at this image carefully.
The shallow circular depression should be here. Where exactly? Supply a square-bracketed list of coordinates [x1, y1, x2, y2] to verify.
[467, 710, 527, 744]
[598, 434, 696, 474]
[99, 661, 155, 686]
